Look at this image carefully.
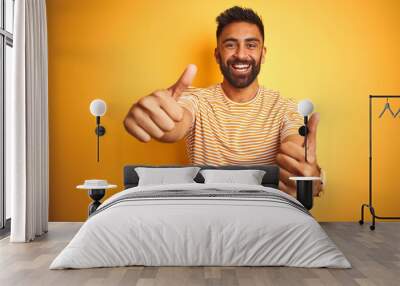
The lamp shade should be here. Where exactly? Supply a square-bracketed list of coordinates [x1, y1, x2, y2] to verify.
[298, 99, 314, 116]
[90, 99, 107, 117]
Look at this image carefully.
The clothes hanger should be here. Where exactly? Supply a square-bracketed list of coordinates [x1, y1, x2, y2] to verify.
[378, 97, 395, 118]
[393, 108, 400, 118]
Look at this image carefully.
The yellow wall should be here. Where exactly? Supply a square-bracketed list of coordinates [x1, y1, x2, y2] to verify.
[47, 0, 400, 222]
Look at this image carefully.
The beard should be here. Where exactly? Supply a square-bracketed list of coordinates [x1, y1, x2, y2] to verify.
[217, 54, 262, 89]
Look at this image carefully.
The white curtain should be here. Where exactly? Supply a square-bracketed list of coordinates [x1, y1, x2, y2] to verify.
[8, 0, 49, 242]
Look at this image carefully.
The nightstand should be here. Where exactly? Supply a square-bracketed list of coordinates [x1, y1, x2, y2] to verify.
[77, 180, 117, 216]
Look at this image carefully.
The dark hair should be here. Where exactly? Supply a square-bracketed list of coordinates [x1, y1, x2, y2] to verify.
[216, 6, 264, 41]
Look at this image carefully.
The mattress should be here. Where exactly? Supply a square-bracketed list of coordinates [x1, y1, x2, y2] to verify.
[50, 183, 351, 269]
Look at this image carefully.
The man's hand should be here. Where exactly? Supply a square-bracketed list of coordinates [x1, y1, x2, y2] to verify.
[124, 64, 197, 142]
[276, 113, 321, 197]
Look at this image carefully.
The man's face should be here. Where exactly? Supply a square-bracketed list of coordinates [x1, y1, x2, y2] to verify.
[215, 22, 266, 88]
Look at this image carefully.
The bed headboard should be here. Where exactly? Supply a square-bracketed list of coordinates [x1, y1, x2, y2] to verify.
[123, 164, 280, 189]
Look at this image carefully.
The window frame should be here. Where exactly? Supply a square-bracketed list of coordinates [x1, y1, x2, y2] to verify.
[0, 0, 14, 232]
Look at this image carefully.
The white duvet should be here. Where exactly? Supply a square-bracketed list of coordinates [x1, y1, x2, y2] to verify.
[50, 183, 351, 269]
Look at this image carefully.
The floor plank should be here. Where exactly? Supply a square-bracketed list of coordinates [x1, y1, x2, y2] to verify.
[0, 222, 399, 286]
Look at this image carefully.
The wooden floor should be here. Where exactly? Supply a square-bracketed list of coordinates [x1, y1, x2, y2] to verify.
[0, 222, 399, 286]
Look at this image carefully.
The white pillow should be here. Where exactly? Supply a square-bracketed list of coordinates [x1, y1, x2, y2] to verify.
[200, 169, 266, 185]
[135, 167, 201, 186]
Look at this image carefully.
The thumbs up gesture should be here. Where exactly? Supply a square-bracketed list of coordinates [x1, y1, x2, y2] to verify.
[124, 64, 197, 142]
[276, 113, 322, 197]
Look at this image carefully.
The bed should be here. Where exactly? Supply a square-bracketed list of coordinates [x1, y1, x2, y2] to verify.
[50, 164, 351, 269]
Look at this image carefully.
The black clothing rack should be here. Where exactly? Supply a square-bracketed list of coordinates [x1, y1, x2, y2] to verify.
[359, 95, 400, 230]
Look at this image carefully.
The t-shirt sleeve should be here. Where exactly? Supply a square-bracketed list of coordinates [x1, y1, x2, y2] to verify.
[280, 98, 304, 143]
[176, 88, 199, 126]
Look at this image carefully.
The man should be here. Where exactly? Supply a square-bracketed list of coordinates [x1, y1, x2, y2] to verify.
[124, 6, 324, 197]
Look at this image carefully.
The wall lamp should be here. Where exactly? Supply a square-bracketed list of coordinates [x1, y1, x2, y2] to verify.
[289, 99, 321, 210]
[89, 99, 107, 162]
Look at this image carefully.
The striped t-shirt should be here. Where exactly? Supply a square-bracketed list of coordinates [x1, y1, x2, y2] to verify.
[177, 84, 304, 166]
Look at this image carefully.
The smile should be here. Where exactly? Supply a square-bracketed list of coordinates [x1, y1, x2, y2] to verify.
[231, 63, 251, 73]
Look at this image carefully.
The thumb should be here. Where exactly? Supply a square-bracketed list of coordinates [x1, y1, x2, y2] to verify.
[168, 64, 197, 100]
[303, 112, 320, 151]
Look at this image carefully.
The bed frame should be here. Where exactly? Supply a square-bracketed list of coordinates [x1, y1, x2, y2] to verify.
[123, 164, 280, 189]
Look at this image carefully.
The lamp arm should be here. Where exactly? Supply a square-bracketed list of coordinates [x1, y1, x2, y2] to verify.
[96, 116, 100, 162]
[97, 126, 100, 162]
[304, 116, 308, 163]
